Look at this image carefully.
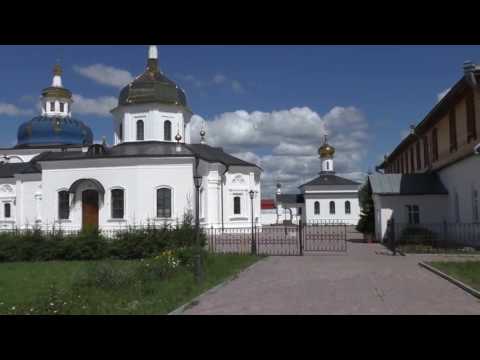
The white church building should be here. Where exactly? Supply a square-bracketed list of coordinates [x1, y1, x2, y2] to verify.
[273, 138, 361, 226]
[0, 46, 262, 232]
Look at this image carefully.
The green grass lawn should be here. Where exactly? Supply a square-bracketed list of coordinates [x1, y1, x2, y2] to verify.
[429, 261, 480, 292]
[0, 254, 259, 315]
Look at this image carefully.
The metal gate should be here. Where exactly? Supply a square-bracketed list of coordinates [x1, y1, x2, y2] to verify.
[300, 222, 347, 253]
[206, 221, 347, 256]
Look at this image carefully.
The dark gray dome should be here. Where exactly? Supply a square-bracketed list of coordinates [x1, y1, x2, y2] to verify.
[118, 59, 187, 107]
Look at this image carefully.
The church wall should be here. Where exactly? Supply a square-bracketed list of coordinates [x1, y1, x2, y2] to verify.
[0, 180, 16, 229]
[437, 154, 480, 223]
[373, 194, 448, 242]
[14, 174, 42, 229]
[304, 193, 360, 225]
[220, 166, 261, 228]
[39, 158, 196, 230]
[112, 103, 192, 145]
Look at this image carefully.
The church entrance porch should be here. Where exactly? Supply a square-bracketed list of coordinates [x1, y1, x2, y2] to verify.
[82, 190, 99, 230]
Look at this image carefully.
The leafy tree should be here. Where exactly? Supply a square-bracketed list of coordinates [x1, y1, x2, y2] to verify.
[356, 181, 375, 235]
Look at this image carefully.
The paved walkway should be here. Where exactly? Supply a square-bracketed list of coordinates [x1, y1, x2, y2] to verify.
[181, 243, 480, 315]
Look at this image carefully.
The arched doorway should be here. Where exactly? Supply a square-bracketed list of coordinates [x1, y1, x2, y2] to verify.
[82, 190, 99, 230]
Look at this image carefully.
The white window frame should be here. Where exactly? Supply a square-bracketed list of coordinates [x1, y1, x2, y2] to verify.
[56, 188, 71, 223]
[155, 186, 174, 220]
[109, 186, 126, 221]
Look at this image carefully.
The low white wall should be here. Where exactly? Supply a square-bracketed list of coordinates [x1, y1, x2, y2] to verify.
[438, 154, 480, 223]
[374, 194, 448, 242]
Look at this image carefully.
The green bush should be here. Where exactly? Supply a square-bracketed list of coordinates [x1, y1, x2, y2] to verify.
[0, 224, 201, 263]
[399, 226, 438, 245]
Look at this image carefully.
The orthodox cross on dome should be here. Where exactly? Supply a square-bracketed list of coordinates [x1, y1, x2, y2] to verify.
[52, 63, 63, 88]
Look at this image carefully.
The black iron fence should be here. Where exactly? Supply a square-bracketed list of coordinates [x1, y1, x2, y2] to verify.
[387, 220, 480, 253]
[204, 222, 348, 256]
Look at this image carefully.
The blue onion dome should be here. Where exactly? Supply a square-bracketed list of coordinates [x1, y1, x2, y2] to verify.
[118, 46, 187, 107]
[17, 116, 93, 148]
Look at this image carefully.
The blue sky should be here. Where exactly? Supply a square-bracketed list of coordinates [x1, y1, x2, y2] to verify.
[0, 45, 478, 195]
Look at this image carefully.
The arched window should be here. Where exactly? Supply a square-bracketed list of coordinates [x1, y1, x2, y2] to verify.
[119, 123, 123, 142]
[4, 203, 11, 219]
[329, 201, 336, 215]
[345, 201, 351, 214]
[234, 196, 241, 215]
[314, 201, 320, 215]
[157, 188, 172, 218]
[111, 189, 125, 219]
[136, 120, 144, 141]
[164, 121, 172, 141]
[58, 191, 70, 220]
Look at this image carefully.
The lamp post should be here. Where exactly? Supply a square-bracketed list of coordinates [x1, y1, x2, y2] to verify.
[193, 174, 204, 284]
[249, 190, 257, 255]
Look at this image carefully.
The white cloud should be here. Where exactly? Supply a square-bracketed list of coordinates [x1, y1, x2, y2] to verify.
[231, 80, 245, 94]
[212, 74, 227, 84]
[175, 73, 246, 94]
[0, 103, 33, 116]
[191, 106, 370, 196]
[73, 64, 133, 88]
[437, 88, 451, 102]
[72, 94, 117, 116]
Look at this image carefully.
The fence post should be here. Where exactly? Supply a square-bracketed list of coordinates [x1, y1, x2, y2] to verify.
[442, 220, 448, 246]
[299, 220, 304, 256]
[389, 218, 396, 256]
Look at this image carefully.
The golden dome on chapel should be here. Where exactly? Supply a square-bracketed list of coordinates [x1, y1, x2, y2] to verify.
[318, 136, 335, 158]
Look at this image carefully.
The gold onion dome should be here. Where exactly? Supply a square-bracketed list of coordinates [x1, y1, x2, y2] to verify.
[41, 64, 72, 100]
[318, 139, 335, 157]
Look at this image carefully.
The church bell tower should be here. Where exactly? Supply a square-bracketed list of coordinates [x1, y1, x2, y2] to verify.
[318, 136, 336, 174]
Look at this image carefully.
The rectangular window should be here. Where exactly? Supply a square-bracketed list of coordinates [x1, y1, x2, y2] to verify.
[406, 205, 420, 225]
[4, 203, 11, 219]
[234, 196, 241, 215]
[111, 189, 125, 219]
[432, 128, 439, 162]
[58, 191, 70, 220]
[50, 102, 55, 112]
[473, 190, 479, 223]
[466, 90, 477, 143]
[59, 102, 65, 113]
[416, 141, 421, 171]
[449, 109, 457, 153]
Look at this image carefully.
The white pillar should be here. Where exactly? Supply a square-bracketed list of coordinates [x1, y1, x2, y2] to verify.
[34, 188, 42, 225]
